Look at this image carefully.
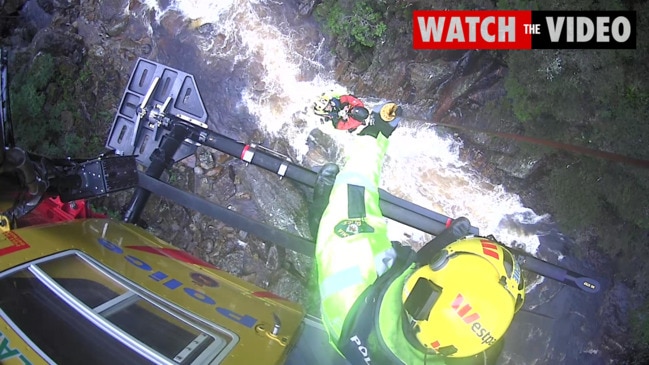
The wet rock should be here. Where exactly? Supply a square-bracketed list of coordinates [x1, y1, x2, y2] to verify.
[238, 165, 311, 238]
[197, 147, 215, 170]
[159, 9, 187, 37]
[31, 27, 85, 64]
[227, 165, 237, 183]
[103, 16, 130, 37]
[183, 233, 198, 252]
[139, 42, 152, 55]
[35, 0, 53, 13]
[2, 0, 27, 14]
[268, 259, 311, 304]
[202, 166, 236, 204]
[216, 250, 245, 276]
[204, 168, 219, 177]
[305, 128, 340, 166]
[89, 44, 105, 57]
[196, 22, 215, 35]
[599, 281, 636, 351]
[180, 154, 197, 168]
[202, 238, 215, 254]
[36, 0, 76, 14]
[98, 0, 128, 22]
[458, 129, 547, 181]
[491, 154, 541, 180]
[266, 244, 280, 271]
[408, 61, 454, 95]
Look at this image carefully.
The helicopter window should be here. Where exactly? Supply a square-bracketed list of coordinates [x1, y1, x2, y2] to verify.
[0, 271, 156, 365]
[104, 297, 219, 362]
[37, 254, 128, 307]
[0, 252, 235, 365]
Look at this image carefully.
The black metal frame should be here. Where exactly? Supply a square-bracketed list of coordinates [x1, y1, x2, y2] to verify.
[1, 48, 14, 166]
[111, 58, 600, 294]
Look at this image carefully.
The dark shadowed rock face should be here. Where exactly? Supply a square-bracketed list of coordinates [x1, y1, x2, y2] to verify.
[2, 0, 28, 14]
[297, 0, 321, 16]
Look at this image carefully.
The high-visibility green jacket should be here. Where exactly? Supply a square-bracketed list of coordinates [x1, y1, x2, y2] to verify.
[315, 132, 506, 365]
[315, 134, 444, 365]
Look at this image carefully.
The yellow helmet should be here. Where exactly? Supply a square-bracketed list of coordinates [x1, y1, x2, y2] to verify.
[402, 237, 525, 358]
[380, 102, 399, 122]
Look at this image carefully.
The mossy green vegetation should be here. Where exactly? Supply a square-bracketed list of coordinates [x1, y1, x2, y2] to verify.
[630, 299, 649, 364]
[314, 0, 398, 51]
[10, 52, 109, 158]
[494, 2, 649, 360]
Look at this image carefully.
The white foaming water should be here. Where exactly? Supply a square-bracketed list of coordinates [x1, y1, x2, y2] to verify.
[142, 0, 235, 22]
[380, 125, 545, 255]
[170, 0, 335, 158]
[142, 0, 334, 154]
[150, 0, 547, 267]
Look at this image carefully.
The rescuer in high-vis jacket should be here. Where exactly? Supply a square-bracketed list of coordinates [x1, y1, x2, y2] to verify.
[311, 102, 526, 365]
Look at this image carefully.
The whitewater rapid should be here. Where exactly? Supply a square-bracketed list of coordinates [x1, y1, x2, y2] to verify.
[140, 0, 549, 261]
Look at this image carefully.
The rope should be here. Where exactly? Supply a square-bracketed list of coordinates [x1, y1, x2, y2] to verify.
[421, 119, 649, 169]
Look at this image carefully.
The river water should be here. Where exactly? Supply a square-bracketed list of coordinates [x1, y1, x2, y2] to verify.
[132, 0, 611, 363]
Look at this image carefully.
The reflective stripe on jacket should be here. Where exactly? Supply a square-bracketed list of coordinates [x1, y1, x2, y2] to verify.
[316, 134, 394, 341]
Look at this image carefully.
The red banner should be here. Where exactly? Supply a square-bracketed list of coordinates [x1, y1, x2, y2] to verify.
[413, 10, 532, 50]
[413, 10, 636, 50]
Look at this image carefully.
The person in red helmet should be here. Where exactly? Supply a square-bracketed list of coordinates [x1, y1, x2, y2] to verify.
[315, 94, 370, 133]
